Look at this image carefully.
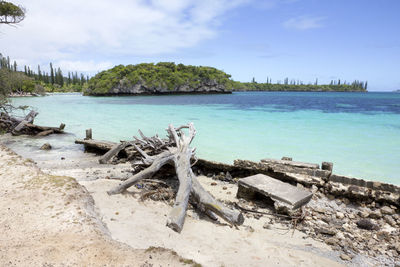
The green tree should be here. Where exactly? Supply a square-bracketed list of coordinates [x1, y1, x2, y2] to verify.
[50, 62, 54, 84]
[0, 1, 25, 25]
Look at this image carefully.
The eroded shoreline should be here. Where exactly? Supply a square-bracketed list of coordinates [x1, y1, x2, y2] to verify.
[1, 136, 399, 266]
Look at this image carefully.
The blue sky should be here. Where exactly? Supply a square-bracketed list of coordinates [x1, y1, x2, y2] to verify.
[1, 0, 399, 91]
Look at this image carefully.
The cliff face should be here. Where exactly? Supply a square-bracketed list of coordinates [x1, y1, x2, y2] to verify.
[83, 63, 233, 96]
[106, 79, 229, 95]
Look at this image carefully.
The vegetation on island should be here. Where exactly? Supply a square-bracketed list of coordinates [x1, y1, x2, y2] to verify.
[233, 77, 368, 92]
[84, 62, 233, 95]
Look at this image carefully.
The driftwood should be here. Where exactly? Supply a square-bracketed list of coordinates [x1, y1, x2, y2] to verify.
[75, 139, 116, 152]
[13, 110, 38, 133]
[106, 123, 244, 232]
[0, 110, 65, 136]
[98, 142, 131, 164]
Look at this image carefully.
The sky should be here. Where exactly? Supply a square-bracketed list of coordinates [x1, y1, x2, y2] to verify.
[1, 0, 400, 91]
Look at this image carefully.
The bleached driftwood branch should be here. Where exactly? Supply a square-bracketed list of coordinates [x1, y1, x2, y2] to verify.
[107, 123, 244, 232]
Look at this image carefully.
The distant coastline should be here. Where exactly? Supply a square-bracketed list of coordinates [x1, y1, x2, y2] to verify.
[83, 63, 368, 96]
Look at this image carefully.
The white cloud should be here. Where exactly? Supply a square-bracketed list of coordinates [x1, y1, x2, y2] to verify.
[0, 0, 247, 72]
[55, 60, 113, 73]
[283, 15, 325, 30]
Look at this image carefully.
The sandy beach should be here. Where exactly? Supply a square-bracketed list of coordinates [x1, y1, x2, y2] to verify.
[0, 141, 347, 267]
[0, 144, 193, 266]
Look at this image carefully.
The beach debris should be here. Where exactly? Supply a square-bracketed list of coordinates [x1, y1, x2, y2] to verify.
[102, 123, 244, 232]
[261, 158, 320, 169]
[85, 128, 92, 140]
[356, 219, 379, 230]
[237, 174, 313, 210]
[0, 110, 65, 136]
[40, 143, 52, 150]
[321, 161, 333, 171]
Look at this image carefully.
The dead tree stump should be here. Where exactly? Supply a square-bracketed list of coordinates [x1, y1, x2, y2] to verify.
[107, 123, 244, 232]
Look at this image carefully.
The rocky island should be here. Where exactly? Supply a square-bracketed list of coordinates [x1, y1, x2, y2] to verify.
[84, 62, 233, 96]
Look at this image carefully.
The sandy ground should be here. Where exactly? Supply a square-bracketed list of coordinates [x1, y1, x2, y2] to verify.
[10, 143, 346, 267]
[0, 145, 194, 266]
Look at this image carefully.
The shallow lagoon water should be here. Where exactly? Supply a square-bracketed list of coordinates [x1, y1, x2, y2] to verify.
[6, 92, 400, 185]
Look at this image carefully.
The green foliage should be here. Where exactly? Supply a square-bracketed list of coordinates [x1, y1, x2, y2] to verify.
[0, 53, 87, 94]
[85, 62, 233, 95]
[0, 1, 25, 24]
[233, 82, 367, 92]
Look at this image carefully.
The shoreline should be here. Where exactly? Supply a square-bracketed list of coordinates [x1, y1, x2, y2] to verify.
[0, 143, 343, 267]
[1, 136, 399, 266]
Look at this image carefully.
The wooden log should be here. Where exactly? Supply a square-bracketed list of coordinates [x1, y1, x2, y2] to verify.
[99, 142, 131, 164]
[25, 110, 38, 123]
[75, 139, 117, 152]
[13, 120, 29, 133]
[24, 123, 64, 133]
[36, 129, 54, 136]
[165, 124, 195, 232]
[107, 151, 174, 195]
[191, 173, 244, 226]
[12, 110, 39, 134]
[85, 128, 92, 140]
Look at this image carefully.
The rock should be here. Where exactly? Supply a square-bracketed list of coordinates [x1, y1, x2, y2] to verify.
[225, 171, 232, 181]
[336, 232, 345, 240]
[281, 156, 292, 161]
[321, 162, 333, 171]
[381, 206, 395, 215]
[325, 237, 339, 246]
[394, 243, 400, 254]
[368, 210, 382, 219]
[356, 219, 379, 230]
[210, 182, 217, 186]
[384, 215, 397, 227]
[327, 194, 335, 200]
[336, 212, 345, 219]
[61, 157, 65, 160]
[314, 207, 327, 214]
[40, 143, 52, 150]
[245, 226, 254, 232]
[316, 227, 337, 236]
[342, 198, 350, 205]
[358, 210, 369, 218]
[340, 254, 351, 261]
[274, 201, 295, 216]
[311, 185, 318, 194]
[263, 222, 272, 229]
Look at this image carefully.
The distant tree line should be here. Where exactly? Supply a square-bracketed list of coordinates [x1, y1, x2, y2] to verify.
[0, 53, 89, 94]
[234, 76, 368, 92]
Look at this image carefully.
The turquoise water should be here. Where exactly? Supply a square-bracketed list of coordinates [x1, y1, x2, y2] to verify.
[6, 92, 400, 185]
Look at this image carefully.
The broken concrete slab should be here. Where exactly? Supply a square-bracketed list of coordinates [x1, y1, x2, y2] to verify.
[234, 159, 331, 180]
[237, 174, 313, 209]
[261, 158, 320, 169]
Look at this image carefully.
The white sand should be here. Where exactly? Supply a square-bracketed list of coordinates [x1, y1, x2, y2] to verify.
[0, 145, 191, 266]
[29, 146, 344, 267]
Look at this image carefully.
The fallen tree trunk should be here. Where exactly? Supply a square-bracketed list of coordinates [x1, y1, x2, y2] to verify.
[1, 110, 65, 137]
[107, 123, 244, 232]
[12, 110, 38, 134]
[98, 142, 131, 164]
